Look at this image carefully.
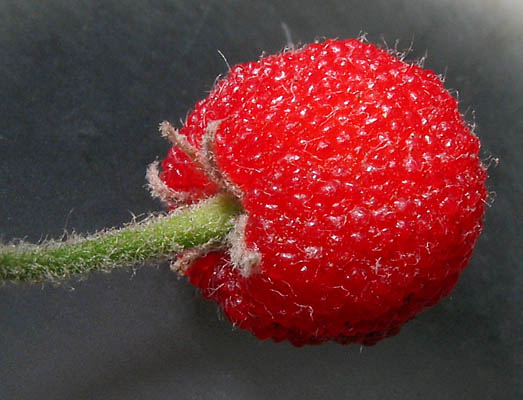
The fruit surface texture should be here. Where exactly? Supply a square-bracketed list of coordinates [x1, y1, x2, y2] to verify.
[160, 38, 487, 346]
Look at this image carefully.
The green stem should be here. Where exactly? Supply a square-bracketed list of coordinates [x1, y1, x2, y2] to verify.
[0, 194, 242, 283]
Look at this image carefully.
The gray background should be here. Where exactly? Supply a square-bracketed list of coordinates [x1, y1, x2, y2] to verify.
[1, 0, 521, 399]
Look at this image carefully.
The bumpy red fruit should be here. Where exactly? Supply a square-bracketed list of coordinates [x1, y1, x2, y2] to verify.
[161, 39, 487, 346]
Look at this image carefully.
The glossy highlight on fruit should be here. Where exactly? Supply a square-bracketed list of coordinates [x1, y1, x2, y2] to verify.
[160, 38, 487, 346]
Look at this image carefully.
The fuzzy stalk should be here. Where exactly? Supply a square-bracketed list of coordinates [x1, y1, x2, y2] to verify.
[0, 194, 242, 283]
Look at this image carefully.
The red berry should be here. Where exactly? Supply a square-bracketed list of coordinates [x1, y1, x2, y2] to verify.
[159, 39, 487, 346]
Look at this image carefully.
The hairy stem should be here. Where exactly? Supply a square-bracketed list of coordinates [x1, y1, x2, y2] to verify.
[0, 194, 242, 283]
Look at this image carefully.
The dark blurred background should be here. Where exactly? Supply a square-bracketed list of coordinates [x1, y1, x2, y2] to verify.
[1, 1, 521, 399]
